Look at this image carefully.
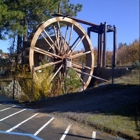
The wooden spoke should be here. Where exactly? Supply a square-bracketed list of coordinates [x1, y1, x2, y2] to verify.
[70, 51, 91, 59]
[50, 64, 63, 82]
[57, 25, 60, 45]
[72, 67, 108, 82]
[43, 30, 56, 46]
[63, 25, 69, 51]
[69, 36, 80, 52]
[64, 26, 69, 41]
[72, 62, 91, 70]
[34, 47, 62, 59]
[57, 21, 64, 52]
[68, 24, 74, 46]
[57, 21, 62, 39]
[69, 35, 85, 54]
[72, 67, 82, 73]
[74, 69, 85, 84]
[53, 25, 61, 52]
[43, 29, 61, 54]
[34, 60, 62, 71]
[41, 33, 55, 52]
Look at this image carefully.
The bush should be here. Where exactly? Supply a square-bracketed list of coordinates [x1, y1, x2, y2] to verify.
[63, 68, 82, 93]
[17, 65, 82, 101]
[132, 60, 140, 69]
[49, 68, 82, 96]
[17, 64, 53, 102]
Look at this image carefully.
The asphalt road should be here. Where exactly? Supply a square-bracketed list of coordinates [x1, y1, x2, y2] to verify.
[0, 97, 124, 140]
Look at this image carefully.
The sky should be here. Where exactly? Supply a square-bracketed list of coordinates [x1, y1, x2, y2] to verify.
[0, 0, 139, 53]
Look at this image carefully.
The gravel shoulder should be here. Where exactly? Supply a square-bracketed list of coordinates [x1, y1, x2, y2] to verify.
[24, 84, 140, 140]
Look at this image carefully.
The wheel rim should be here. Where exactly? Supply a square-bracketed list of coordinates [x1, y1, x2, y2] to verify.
[29, 17, 94, 90]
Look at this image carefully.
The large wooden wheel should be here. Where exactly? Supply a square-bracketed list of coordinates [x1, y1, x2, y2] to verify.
[29, 17, 94, 90]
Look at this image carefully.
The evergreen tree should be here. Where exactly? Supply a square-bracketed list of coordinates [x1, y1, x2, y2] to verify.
[0, 49, 3, 54]
[0, 0, 82, 67]
[0, 0, 82, 40]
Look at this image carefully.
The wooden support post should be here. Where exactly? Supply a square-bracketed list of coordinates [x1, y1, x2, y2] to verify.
[13, 76, 15, 100]
[112, 25, 117, 85]
[98, 33, 102, 68]
[97, 33, 100, 67]
[30, 65, 34, 103]
[113, 25, 117, 67]
[103, 22, 107, 67]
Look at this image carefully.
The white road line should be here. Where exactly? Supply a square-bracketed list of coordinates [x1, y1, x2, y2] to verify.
[6, 113, 39, 132]
[60, 124, 72, 140]
[0, 109, 26, 121]
[92, 131, 96, 139]
[34, 117, 54, 136]
[0, 105, 16, 112]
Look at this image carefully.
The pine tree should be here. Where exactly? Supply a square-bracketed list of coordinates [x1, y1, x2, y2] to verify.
[0, 0, 82, 40]
[0, 0, 82, 69]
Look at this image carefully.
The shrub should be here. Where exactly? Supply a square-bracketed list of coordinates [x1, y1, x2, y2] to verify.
[63, 68, 82, 93]
[132, 60, 140, 69]
[49, 68, 82, 96]
[17, 64, 53, 102]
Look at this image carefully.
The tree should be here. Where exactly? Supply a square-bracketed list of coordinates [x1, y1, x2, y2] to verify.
[0, 0, 25, 39]
[63, 68, 82, 93]
[117, 39, 139, 66]
[127, 39, 139, 63]
[0, 0, 82, 40]
[0, 0, 82, 71]
[0, 0, 82, 68]
[106, 51, 113, 66]
[0, 49, 3, 54]
[118, 42, 128, 49]
[0, 0, 83, 98]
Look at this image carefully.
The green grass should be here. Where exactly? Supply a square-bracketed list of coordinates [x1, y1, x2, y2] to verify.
[86, 70, 140, 139]
[113, 70, 140, 85]
[87, 101, 140, 139]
